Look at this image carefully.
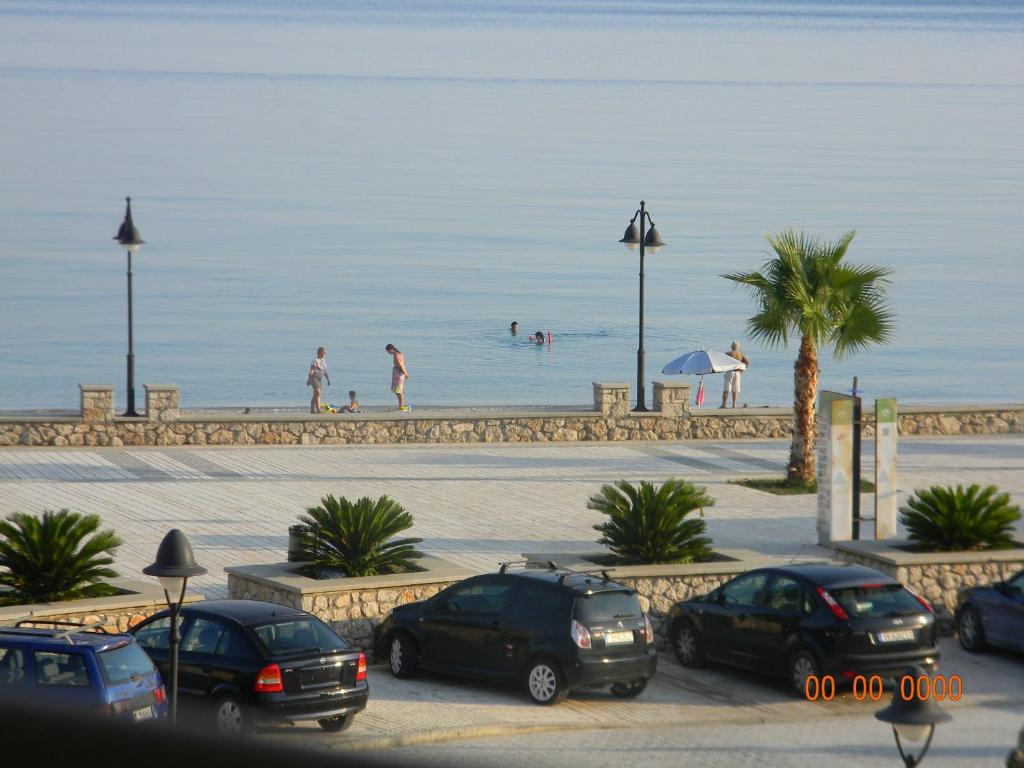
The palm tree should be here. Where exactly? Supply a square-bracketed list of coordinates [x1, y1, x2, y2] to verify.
[588, 479, 713, 564]
[297, 494, 423, 577]
[0, 509, 122, 603]
[723, 229, 894, 483]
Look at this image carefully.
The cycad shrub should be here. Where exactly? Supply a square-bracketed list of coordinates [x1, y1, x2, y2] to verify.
[297, 494, 423, 577]
[0, 509, 122, 604]
[900, 484, 1020, 551]
[589, 479, 713, 565]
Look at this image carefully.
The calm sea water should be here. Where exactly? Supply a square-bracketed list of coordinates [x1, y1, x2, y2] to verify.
[1, 1, 1022, 410]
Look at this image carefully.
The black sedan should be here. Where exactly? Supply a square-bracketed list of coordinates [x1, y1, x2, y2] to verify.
[957, 569, 1024, 654]
[666, 564, 939, 695]
[130, 600, 368, 735]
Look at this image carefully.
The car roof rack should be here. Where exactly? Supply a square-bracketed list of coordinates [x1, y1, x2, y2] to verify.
[498, 559, 559, 574]
[14, 619, 109, 644]
[557, 566, 616, 584]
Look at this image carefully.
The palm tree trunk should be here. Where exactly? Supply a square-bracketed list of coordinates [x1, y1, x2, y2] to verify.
[788, 334, 819, 483]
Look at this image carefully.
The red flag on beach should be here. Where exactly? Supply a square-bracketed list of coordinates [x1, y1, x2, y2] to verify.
[695, 376, 705, 406]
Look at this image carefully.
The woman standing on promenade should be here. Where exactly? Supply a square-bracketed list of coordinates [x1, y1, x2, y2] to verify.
[308, 346, 331, 413]
[386, 344, 410, 411]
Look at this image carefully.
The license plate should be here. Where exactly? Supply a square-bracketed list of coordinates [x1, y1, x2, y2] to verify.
[877, 629, 915, 643]
[604, 630, 634, 645]
[132, 705, 154, 722]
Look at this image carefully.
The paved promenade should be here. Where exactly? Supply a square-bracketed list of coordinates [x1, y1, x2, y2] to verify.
[0, 435, 1020, 597]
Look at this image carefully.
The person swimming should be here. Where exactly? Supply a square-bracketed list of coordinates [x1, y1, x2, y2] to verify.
[510, 321, 519, 336]
[533, 331, 545, 344]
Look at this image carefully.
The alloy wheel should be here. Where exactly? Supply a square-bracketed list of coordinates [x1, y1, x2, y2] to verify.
[675, 626, 697, 664]
[528, 663, 558, 703]
[790, 653, 817, 695]
[216, 698, 245, 736]
[390, 637, 403, 674]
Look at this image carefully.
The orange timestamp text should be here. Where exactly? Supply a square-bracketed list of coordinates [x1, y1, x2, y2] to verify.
[804, 673, 963, 703]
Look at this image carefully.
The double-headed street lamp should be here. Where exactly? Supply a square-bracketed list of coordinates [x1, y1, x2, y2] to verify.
[875, 667, 951, 767]
[619, 201, 665, 412]
[114, 197, 145, 417]
[144, 529, 207, 728]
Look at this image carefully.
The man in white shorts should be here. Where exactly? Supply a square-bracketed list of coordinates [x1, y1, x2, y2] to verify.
[721, 340, 751, 408]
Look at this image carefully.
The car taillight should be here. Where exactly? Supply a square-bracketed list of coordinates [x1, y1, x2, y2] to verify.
[254, 663, 284, 693]
[153, 686, 166, 704]
[643, 616, 654, 645]
[910, 591, 934, 614]
[356, 652, 367, 682]
[816, 587, 849, 621]
[570, 619, 592, 649]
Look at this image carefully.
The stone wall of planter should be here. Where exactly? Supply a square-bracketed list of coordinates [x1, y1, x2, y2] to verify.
[0, 580, 203, 634]
[2, 383, 1019, 448]
[832, 540, 1024, 625]
[227, 551, 782, 651]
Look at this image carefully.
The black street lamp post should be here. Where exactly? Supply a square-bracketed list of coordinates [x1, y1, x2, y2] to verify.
[114, 197, 145, 417]
[143, 529, 207, 728]
[875, 667, 952, 767]
[619, 200, 664, 412]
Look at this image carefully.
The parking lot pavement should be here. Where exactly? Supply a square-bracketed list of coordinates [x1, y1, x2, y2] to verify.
[263, 638, 1023, 758]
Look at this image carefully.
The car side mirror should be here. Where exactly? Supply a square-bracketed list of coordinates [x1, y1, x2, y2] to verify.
[447, 600, 461, 614]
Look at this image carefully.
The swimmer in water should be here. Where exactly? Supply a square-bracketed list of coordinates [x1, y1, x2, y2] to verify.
[533, 331, 545, 344]
[510, 321, 519, 336]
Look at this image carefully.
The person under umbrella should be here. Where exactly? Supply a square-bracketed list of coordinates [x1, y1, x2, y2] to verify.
[721, 341, 751, 408]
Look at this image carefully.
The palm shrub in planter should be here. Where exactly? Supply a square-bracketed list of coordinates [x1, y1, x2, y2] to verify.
[296, 494, 423, 577]
[588, 479, 714, 565]
[0, 509, 122, 604]
[900, 484, 1020, 552]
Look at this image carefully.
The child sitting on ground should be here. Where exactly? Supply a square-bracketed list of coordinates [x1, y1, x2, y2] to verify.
[340, 390, 361, 413]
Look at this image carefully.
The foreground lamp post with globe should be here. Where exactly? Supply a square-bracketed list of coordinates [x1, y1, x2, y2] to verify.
[875, 666, 951, 767]
[618, 200, 665, 411]
[143, 529, 207, 727]
[114, 197, 145, 417]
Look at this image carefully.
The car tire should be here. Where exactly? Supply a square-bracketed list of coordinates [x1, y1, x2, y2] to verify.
[213, 694, 252, 737]
[389, 632, 419, 679]
[673, 620, 705, 668]
[610, 679, 648, 698]
[317, 714, 354, 732]
[787, 649, 820, 698]
[957, 604, 987, 652]
[525, 659, 568, 705]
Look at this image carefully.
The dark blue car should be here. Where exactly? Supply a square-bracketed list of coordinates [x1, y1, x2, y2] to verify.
[956, 569, 1024, 654]
[0, 621, 167, 722]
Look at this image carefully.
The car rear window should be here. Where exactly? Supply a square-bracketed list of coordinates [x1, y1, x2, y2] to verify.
[98, 642, 157, 685]
[252, 617, 349, 656]
[829, 584, 925, 618]
[573, 591, 642, 624]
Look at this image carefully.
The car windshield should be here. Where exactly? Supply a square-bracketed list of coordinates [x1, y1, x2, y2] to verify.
[829, 584, 924, 618]
[98, 642, 157, 685]
[252, 617, 349, 656]
[573, 591, 642, 624]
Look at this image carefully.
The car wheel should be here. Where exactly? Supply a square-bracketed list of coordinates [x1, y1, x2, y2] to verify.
[525, 659, 568, 705]
[610, 679, 648, 698]
[957, 604, 987, 652]
[673, 620, 705, 668]
[787, 649, 820, 697]
[213, 695, 251, 737]
[389, 632, 419, 679]
[317, 714, 353, 733]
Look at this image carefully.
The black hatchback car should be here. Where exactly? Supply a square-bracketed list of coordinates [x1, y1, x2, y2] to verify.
[372, 563, 657, 704]
[666, 564, 939, 694]
[129, 600, 368, 735]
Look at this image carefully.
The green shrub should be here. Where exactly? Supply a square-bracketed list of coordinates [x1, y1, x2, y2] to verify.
[297, 495, 423, 577]
[0, 509, 122, 604]
[589, 479, 714, 565]
[900, 484, 1021, 552]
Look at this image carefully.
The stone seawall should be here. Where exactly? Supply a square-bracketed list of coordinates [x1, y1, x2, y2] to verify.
[0, 383, 1020, 447]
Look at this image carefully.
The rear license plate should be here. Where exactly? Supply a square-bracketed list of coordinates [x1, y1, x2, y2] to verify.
[132, 705, 154, 722]
[302, 666, 341, 687]
[604, 630, 634, 645]
[877, 629, 915, 643]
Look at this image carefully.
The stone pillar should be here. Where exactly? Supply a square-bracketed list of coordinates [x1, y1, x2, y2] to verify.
[653, 381, 691, 417]
[79, 385, 115, 422]
[144, 385, 180, 422]
[593, 382, 631, 418]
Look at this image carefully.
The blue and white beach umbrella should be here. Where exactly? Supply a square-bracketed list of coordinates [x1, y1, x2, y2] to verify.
[661, 349, 746, 376]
